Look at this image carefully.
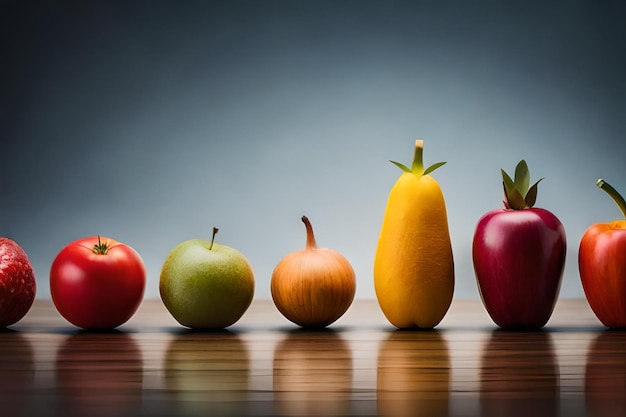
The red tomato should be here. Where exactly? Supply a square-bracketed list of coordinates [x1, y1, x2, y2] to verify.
[50, 236, 146, 329]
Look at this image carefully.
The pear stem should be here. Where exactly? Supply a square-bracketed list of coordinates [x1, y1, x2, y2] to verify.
[301, 216, 317, 249]
[597, 179, 626, 218]
[209, 227, 219, 250]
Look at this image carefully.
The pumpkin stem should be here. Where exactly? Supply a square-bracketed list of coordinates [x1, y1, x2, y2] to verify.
[301, 216, 317, 249]
[209, 227, 219, 250]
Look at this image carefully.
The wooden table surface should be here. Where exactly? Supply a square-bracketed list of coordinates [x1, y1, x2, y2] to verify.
[1, 298, 624, 417]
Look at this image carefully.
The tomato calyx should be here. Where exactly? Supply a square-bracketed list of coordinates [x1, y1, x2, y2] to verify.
[502, 160, 543, 210]
[92, 236, 110, 255]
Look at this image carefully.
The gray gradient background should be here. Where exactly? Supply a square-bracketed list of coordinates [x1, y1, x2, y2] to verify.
[2, 0, 625, 301]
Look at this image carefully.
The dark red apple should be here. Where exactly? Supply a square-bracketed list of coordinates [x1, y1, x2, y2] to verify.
[0, 238, 36, 327]
[472, 160, 566, 328]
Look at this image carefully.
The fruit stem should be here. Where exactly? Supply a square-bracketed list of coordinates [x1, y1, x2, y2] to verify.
[92, 235, 109, 255]
[411, 139, 425, 176]
[390, 139, 446, 177]
[209, 227, 219, 250]
[301, 216, 317, 249]
[597, 179, 626, 218]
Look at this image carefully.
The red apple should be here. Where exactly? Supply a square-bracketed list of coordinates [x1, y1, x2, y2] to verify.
[0, 238, 36, 327]
[472, 160, 566, 328]
[579, 179, 626, 328]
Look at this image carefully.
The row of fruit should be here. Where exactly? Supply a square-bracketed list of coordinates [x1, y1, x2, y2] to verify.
[1, 140, 624, 330]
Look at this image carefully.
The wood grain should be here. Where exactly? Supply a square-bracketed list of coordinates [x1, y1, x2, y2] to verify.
[0, 298, 622, 416]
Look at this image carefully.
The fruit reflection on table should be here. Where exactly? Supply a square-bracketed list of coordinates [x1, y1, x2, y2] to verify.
[377, 330, 450, 417]
[2, 300, 626, 417]
[585, 331, 626, 417]
[55, 331, 143, 417]
[163, 331, 250, 416]
[273, 330, 353, 416]
[479, 330, 558, 416]
[0, 331, 35, 415]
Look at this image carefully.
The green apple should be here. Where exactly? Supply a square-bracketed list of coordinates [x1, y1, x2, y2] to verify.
[159, 228, 255, 329]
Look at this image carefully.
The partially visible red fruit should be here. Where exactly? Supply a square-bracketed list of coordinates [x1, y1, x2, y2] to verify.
[0, 238, 36, 327]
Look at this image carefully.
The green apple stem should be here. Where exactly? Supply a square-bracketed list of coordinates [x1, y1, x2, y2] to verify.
[209, 227, 219, 250]
[301, 216, 317, 249]
[597, 179, 626, 218]
[92, 235, 109, 255]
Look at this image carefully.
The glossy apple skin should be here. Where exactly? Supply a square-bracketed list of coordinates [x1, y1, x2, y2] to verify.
[473, 208, 566, 328]
[579, 220, 626, 328]
[0, 238, 36, 327]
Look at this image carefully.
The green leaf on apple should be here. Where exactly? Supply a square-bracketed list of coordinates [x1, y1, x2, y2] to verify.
[524, 178, 543, 208]
[502, 169, 516, 196]
[502, 160, 542, 210]
[514, 160, 530, 197]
